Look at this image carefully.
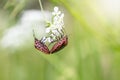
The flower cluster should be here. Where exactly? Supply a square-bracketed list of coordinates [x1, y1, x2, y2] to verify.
[42, 7, 65, 44]
[33, 6, 68, 54]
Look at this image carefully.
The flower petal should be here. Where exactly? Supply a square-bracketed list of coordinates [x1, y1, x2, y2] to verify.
[54, 7, 59, 12]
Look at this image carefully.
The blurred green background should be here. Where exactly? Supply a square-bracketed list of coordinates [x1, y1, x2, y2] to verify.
[0, 0, 120, 80]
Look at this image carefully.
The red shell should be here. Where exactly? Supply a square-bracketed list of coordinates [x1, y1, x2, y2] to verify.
[34, 36, 68, 54]
[34, 38, 50, 54]
[50, 35, 68, 53]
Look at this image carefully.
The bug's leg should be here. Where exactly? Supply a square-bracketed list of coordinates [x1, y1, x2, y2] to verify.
[56, 28, 64, 38]
[61, 28, 65, 36]
[56, 29, 62, 38]
[62, 27, 67, 34]
[52, 33, 60, 41]
[48, 39, 58, 47]
[48, 34, 58, 47]
[32, 29, 36, 39]
[32, 29, 39, 43]
[40, 36, 47, 44]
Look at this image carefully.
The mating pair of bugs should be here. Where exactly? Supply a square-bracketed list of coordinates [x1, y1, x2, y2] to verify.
[33, 30, 68, 54]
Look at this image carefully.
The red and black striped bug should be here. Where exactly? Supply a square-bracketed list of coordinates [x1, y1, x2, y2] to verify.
[33, 29, 68, 54]
[33, 30, 50, 54]
[50, 35, 68, 53]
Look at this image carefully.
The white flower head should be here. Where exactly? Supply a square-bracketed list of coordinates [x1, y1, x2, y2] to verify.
[52, 7, 61, 15]
[46, 7, 64, 32]
[54, 7, 58, 12]
[44, 6, 65, 44]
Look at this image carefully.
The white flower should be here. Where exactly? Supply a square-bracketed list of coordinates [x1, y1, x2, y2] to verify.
[45, 6, 65, 36]
[42, 6, 65, 44]
[54, 7, 58, 12]
[45, 24, 56, 33]
[52, 29, 60, 36]
[41, 36, 54, 43]
[47, 37, 54, 43]
[41, 36, 47, 43]
[52, 7, 61, 16]
[50, 33, 56, 40]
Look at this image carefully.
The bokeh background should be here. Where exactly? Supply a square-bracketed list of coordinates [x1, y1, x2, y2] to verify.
[0, 0, 120, 80]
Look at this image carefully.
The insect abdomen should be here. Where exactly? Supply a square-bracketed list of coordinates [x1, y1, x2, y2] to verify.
[34, 38, 50, 54]
[50, 35, 68, 53]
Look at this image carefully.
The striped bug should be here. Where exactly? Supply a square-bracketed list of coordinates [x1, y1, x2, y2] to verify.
[50, 35, 68, 53]
[33, 30, 50, 54]
[33, 30, 68, 54]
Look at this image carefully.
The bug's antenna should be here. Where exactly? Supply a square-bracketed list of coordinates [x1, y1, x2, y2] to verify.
[56, 29, 64, 38]
[32, 29, 36, 38]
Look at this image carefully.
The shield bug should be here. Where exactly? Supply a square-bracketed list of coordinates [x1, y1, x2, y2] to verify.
[50, 35, 68, 53]
[33, 30, 50, 54]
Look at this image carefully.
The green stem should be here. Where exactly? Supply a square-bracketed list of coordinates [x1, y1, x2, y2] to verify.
[38, 0, 47, 24]
[39, 0, 44, 12]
